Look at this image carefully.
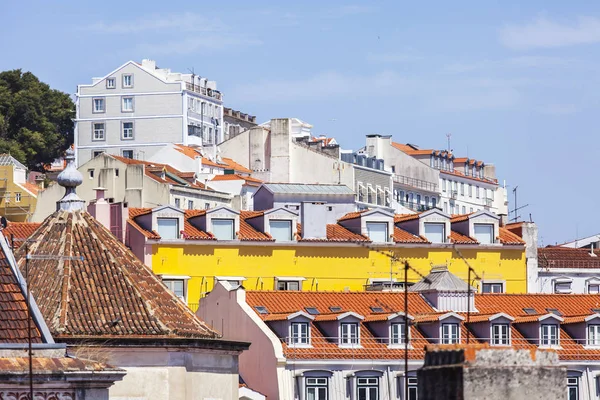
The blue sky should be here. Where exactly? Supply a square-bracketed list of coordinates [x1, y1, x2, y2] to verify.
[2, 1, 600, 245]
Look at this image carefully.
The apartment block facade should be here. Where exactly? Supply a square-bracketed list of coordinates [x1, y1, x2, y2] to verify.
[75, 59, 223, 166]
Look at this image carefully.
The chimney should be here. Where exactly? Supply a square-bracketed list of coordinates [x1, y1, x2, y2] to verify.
[88, 187, 110, 230]
[300, 202, 327, 240]
[141, 59, 156, 70]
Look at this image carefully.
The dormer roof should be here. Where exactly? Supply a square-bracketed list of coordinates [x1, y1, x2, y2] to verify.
[409, 266, 471, 292]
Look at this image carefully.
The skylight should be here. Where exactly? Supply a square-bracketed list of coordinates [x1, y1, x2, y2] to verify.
[546, 308, 563, 316]
[254, 306, 268, 314]
[370, 306, 385, 313]
[523, 308, 537, 315]
[305, 307, 320, 315]
[329, 306, 342, 312]
[592, 308, 600, 314]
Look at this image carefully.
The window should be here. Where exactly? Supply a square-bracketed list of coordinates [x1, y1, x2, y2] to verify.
[567, 377, 578, 400]
[390, 323, 406, 345]
[212, 219, 234, 240]
[432, 198, 437, 209]
[491, 324, 510, 345]
[357, 377, 378, 400]
[588, 283, 600, 294]
[270, 220, 292, 241]
[366, 222, 388, 243]
[416, 194, 421, 205]
[15, 192, 21, 202]
[430, 156, 434, 167]
[93, 98, 105, 113]
[424, 222, 445, 243]
[441, 323, 459, 344]
[91, 122, 105, 141]
[290, 322, 309, 345]
[425, 196, 429, 206]
[554, 280, 572, 294]
[474, 224, 494, 244]
[163, 279, 185, 301]
[442, 179, 446, 192]
[277, 280, 300, 291]
[407, 377, 418, 400]
[468, 184, 472, 197]
[588, 325, 600, 346]
[476, 186, 480, 198]
[443, 202, 448, 213]
[469, 207, 474, 213]
[173, 198, 180, 208]
[460, 182, 465, 195]
[461, 206, 466, 214]
[188, 200, 193, 210]
[157, 218, 179, 239]
[122, 74, 133, 88]
[122, 121, 134, 139]
[122, 97, 134, 112]
[88, 169, 94, 179]
[106, 77, 116, 89]
[540, 324, 559, 346]
[482, 282, 503, 293]
[122, 149, 134, 159]
[454, 204, 459, 214]
[306, 377, 327, 400]
[115, 168, 119, 177]
[340, 323, 359, 345]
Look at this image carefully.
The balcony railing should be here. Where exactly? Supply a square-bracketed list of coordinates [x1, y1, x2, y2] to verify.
[396, 199, 437, 212]
[393, 175, 437, 192]
[185, 82, 222, 101]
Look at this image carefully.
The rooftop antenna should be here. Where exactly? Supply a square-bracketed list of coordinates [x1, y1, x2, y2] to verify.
[509, 185, 529, 222]
[446, 133, 452, 152]
[187, 67, 196, 92]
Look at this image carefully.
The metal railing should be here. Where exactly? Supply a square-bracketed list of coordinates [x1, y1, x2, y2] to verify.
[395, 200, 437, 212]
[185, 82, 223, 101]
[393, 175, 437, 192]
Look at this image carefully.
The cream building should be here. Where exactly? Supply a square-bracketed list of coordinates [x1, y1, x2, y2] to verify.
[75, 59, 224, 166]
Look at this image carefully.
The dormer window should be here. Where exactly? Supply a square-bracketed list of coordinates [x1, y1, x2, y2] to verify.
[390, 322, 406, 345]
[157, 218, 179, 239]
[340, 322, 359, 346]
[541, 324, 559, 346]
[474, 223, 494, 244]
[212, 218, 235, 240]
[366, 222, 388, 243]
[491, 323, 510, 345]
[424, 222, 445, 243]
[588, 325, 600, 346]
[441, 323, 459, 344]
[270, 220, 292, 241]
[553, 278, 572, 294]
[290, 322, 309, 345]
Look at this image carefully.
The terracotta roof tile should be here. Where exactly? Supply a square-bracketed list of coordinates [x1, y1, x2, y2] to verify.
[222, 157, 253, 174]
[393, 227, 428, 243]
[111, 155, 207, 189]
[173, 145, 252, 174]
[19, 182, 39, 196]
[2, 222, 41, 248]
[17, 210, 219, 339]
[296, 224, 370, 242]
[0, 357, 122, 374]
[391, 142, 434, 156]
[337, 210, 369, 222]
[440, 169, 498, 185]
[498, 227, 525, 245]
[210, 174, 263, 185]
[394, 213, 421, 223]
[0, 234, 43, 343]
[450, 230, 478, 244]
[538, 247, 600, 269]
[450, 213, 473, 223]
[239, 211, 273, 241]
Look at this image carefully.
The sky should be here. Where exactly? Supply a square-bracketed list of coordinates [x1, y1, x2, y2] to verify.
[2, 1, 600, 245]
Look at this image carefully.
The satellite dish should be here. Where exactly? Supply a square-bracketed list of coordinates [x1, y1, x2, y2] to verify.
[0, 216, 7, 230]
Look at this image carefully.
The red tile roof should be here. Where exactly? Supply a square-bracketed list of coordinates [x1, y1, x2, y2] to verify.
[173, 145, 252, 174]
[111, 155, 206, 189]
[450, 213, 473, 223]
[440, 168, 498, 185]
[19, 182, 40, 196]
[0, 357, 122, 374]
[0, 235, 43, 343]
[239, 211, 273, 242]
[394, 213, 421, 223]
[391, 142, 434, 156]
[450, 230, 478, 244]
[296, 223, 370, 242]
[337, 210, 369, 222]
[210, 174, 263, 185]
[394, 227, 428, 243]
[2, 222, 41, 247]
[498, 227, 525, 245]
[16, 210, 219, 339]
[538, 247, 600, 269]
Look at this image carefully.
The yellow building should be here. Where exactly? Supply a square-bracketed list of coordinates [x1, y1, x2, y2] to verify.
[126, 205, 527, 310]
[0, 154, 39, 222]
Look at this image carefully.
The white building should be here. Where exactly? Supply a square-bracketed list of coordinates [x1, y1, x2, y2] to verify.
[75, 59, 223, 166]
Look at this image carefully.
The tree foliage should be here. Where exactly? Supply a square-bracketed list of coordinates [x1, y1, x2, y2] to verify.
[0, 69, 74, 171]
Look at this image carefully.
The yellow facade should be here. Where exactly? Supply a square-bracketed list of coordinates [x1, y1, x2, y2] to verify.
[0, 164, 38, 222]
[151, 243, 526, 309]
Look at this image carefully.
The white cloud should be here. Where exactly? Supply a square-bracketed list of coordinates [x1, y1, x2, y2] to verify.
[136, 35, 262, 55]
[500, 16, 600, 50]
[86, 12, 225, 34]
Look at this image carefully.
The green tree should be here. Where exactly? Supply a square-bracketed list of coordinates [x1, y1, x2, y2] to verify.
[0, 69, 74, 170]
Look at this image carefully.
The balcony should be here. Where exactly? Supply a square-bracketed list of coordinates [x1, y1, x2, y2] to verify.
[396, 199, 437, 212]
[451, 190, 458, 200]
[185, 82, 222, 101]
[393, 175, 437, 192]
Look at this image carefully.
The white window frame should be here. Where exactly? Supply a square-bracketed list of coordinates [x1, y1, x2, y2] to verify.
[289, 322, 310, 346]
[92, 122, 105, 141]
[121, 96, 134, 112]
[441, 323, 460, 344]
[356, 377, 378, 400]
[92, 97, 105, 113]
[390, 322, 406, 345]
[106, 77, 116, 89]
[269, 219, 293, 242]
[121, 121, 134, 140]
[588, 324, 600, 346]
[553, 279, 572, 294]
[211, 218, 235, 240]
[540, 324, 559, 347]
[306, 377, 328, 400]
[15, 192, 21, 203]
[366, 221, 389, 243]
[473, 223, 495, 244]
[567, 377, 579, 400]
[491, 323, 510, 346]
[122, 73, 133, 88]
[276, 278, 303, 291]
[340, 322, 360, 346]
[423, 222, 446, 244]
[121, 149, 134, 159]
[157, 217, 179, 240]
[481, 281, 504, 293]
[162, 278, 187, 302]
